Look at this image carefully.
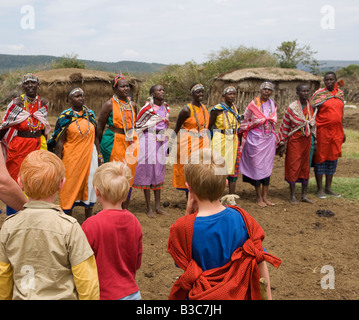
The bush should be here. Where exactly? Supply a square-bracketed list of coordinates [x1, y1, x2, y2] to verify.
[0, 71, 22, 108]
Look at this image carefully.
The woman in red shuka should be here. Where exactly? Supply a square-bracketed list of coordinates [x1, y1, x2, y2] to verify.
[0, 73, 50, 215]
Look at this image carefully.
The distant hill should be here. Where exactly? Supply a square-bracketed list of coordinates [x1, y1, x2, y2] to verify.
[0, 53, 358, 76]
[0, 54, 166, 75]
[297, 60, 359, 73]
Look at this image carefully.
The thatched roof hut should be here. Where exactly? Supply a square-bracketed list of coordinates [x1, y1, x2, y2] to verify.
[36, 68, 142, 116]
[208, 67, 321, 112]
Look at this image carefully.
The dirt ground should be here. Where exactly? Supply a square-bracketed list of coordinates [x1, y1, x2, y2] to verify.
[0, 106, 358, 300]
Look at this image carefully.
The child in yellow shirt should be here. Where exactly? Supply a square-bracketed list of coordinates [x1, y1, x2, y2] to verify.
[0, 150, 99, 300]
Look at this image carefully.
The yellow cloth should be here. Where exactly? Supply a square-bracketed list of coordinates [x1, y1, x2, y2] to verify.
[0, 261, 13, 300]
[40, 134, 47, 150]
[210, 105, 239, 175]
[72, 255, 100, 300]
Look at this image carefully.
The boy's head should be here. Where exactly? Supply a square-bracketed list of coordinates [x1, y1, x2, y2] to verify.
[92, 161, 132, 205]
[19, 150, 65, 200]
[184, 148, 227, 202]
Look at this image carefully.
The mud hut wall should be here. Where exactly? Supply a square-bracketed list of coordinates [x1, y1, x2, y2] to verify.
[208, 79, 320, 113]
[39, 80, 140, 117]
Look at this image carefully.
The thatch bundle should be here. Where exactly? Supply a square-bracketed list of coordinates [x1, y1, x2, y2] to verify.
[35, 68, 141, 116]
[209, 67, 321, 112]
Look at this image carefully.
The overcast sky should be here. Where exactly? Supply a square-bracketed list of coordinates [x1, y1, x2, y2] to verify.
[0, 0, 358, 65]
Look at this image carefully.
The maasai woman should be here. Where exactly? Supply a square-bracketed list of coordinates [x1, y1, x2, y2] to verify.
[239, 81, 277, 207]
[310, 72, 345, 198]
[209, 85, 242, 195]
[170, 83, 210, 196]
[47, 87, 102, 219]
[0, 73, 50, 215]
[277, 84, 317, 204]
[97, 73, 138, 209]
[133, 84, 170, 218]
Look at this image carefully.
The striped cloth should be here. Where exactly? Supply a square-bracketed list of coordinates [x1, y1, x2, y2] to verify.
[0, 95, 50, 158]
[136, 101, 169, 132]
[276, 100, 317, 147]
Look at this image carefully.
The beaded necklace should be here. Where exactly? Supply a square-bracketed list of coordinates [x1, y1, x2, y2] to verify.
[113, 94, 135, 141]
[260, 99, 273, 137]
[222, 102, 239, 137]
[189, 103, 207, 137]
[72, 106, 91, 139]
[23, 94, 41, 132]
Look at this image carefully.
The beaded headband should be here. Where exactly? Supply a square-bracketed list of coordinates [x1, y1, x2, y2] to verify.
[191, 83, 204, 93]
[69, 87, 84, 97]
[223, 86, 236, 95]
[113, 71, 126, 88]
[260, 81, 274, 91]
[22, 73, 39, 84]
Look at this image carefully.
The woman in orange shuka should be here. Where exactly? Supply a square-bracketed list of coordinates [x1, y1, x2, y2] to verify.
[96, 73, 138, 209]
[310, 72, 345, 199]
[169, 83, 210, 197]
[48, 87, 102, 219]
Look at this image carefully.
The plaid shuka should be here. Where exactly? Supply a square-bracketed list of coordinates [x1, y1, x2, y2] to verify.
[0, 95, 50, 157]
[276, 100, 317, 147]
[136, 101, 169, 132]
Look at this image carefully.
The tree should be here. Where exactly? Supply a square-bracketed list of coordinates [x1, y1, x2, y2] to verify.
[275, 40, 319, 72]
[205, 46, 278, 74]
[50, 53, 86, 69]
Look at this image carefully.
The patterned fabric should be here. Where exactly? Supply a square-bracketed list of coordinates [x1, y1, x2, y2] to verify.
[276, 100, 317, 146]
[47, 106, 97, 152]
[310, 86, 344, 108]
[132, 182, 163, 190]
[136, 101, 169, 132]
[211, 102, 242, 124]
[167, 205, 281, 300]
[191, 83, 204, 93]
[314, 160, 338, 175]
[0, 95, 50, 155]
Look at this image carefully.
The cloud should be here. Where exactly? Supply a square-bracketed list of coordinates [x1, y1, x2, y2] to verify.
[123, 49, 140, 59]
[7, 44, 25, 51]
[214, 0, 231, 5]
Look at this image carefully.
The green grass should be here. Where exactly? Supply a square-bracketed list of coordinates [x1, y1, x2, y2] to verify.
[342, 129, 359, 159]
[308, 177, 359, 201]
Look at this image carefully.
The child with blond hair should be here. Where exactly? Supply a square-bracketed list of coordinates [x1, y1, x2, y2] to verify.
[0, 150, 99, 300]
[82, 161, 143, 300]
[167, 148, 281, 300]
